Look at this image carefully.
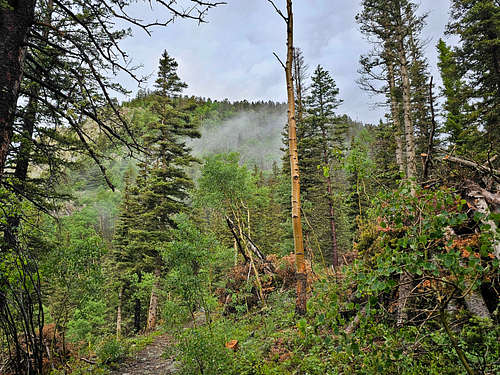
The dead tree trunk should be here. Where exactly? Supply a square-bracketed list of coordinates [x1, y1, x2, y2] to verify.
[116, 286, 123, 339]
[147, 267, 161, 332]
[268, 0, 306, 315]
[284, 0, 307, 316]
[386, 53, 405, 176]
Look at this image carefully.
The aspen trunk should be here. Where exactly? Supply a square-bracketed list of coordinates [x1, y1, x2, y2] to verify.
[284, 0, 307, 316]
[116, 286, 123, 339]
[147, 267, 161, 332]
[386, 56, 405, 176]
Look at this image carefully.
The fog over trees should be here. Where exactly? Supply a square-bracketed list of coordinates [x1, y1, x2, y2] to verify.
[1, 1, 498, 374]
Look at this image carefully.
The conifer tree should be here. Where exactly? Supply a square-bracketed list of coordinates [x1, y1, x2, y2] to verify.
[446, 0, 499, 159]
[436, 39, 474, 156]
[300, 65, 344, 267]
[115, 51, 200, 332]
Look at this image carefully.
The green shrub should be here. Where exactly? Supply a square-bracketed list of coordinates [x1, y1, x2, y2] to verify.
[96, 337, 127, 367]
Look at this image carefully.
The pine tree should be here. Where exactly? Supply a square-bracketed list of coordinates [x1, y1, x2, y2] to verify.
[155, 50, 188, 97]
[116, 51, 200, 332]
[446, 0, 499, 159]
[436, 39, 475, 156]
[300, 65, 344, 267]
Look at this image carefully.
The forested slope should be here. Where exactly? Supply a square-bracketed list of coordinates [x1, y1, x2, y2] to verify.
[0, 1, 498, 374]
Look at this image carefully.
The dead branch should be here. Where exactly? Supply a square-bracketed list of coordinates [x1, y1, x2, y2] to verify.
[443, 155, 500, 176]
[225, 216, 249, 263]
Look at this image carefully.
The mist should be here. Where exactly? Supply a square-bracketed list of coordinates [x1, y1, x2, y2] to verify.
[190, 109, 287, 170]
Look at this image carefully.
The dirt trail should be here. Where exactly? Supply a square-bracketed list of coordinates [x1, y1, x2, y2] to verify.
[110, 334, 179, 375]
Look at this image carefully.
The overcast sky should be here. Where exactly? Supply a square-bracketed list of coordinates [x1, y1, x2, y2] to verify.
[121, 0, 453, 124]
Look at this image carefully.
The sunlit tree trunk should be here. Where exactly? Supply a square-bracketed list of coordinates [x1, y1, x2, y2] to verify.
[284, 0, 307, 316]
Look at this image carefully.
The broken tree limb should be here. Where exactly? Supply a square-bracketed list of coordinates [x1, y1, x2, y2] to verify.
[345, 305, 367, 335]
[225, 216, 249, 263]
[462, 180, 500, 260]
[443, 155, 500, 176]
[240, 231, 276, 274]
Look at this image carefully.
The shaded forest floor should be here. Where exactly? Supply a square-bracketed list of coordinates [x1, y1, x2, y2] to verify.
[110, 334, 178, 375]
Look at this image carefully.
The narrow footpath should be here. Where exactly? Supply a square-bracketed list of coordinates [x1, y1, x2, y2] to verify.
[110, 334, 178, 375]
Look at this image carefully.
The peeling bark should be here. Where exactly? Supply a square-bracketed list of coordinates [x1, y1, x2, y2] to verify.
[396, 271, 413, 326]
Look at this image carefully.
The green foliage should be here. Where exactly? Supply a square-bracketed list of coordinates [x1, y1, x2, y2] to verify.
[95, 337, 127, 367]
[177, 324, 234, 375]
[196, 152, 260, 212]
[67, 299, 108, 345]
[163, 214, 224, 317]
[447, 0, 500, 156]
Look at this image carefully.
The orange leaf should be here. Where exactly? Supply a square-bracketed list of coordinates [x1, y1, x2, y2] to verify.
[225, 339, 239, 351]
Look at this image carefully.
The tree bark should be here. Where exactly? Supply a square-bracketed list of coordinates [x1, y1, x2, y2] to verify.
[147, 267, 161, 332]
[463, 181, 500, 261]
[116, 286, 123, 339]
[395, 8, 416, 326]
[0, 0, 36, 180]
[398, 41, 417, 184]
[386, 54, 405, 176]
[283, 0, 307, 316]
[396, 270, 412, 326]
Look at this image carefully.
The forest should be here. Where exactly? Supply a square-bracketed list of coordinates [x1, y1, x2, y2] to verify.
[0, 0, 498, 374]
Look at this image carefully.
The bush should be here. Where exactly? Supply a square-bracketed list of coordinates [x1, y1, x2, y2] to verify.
[96, 337, 127, 367]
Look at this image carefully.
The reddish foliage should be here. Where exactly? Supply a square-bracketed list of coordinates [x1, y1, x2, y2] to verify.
[216, 253, 315, 314]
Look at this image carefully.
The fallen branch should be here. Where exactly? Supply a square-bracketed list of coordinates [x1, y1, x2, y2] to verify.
[345, 305, 367, 335]
[225, 216, 249, 263]
[443, 155, 500, 176]
[80, 357, 96, 365]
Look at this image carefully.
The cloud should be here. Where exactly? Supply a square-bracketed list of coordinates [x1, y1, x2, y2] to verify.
[118, 0, 453, 124]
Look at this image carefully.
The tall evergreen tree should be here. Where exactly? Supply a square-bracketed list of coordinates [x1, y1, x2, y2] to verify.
[300, 65, 344, 267]
[114, 51, 200, 332]
[437, 39, 475, 155]
[446, 0, 500, 159]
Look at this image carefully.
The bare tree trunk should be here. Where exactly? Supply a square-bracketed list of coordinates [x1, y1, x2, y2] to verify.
[395, 13, 416, 326]
[0, 0, 36, 181]
[147, 267, 161, 332]
[386, 55, 405, 176]
[283, 0, 307, 316]
[398, 39, 417, 185]
[116, 286, 123, 339]
[396, 271, 412, 326]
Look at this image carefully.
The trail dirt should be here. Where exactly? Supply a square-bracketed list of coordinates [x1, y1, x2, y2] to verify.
[110, 334, 179, 375]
